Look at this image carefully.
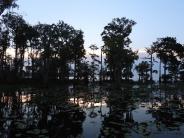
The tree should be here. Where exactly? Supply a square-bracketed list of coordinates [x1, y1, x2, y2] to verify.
[35, 23, 55, 84]
[152, 37, 183, 83]
[167, 59, 180, 82]
[2, 13, 30, 79]
[89, 44, 100, 83]
[0, 30, 10, 69]
[54, 21, 73, 81]
[101, 17, 136, 87]
[0, 0, 17, 15]
[145, 47, 158, 82]
[0, 29, 10, 81]
[70, 30, 85, 82]
[77, 60, 90, 83]
[34, 21, 85, 83]
[135, 61, 150, 82]
[122, 49, 138, 81]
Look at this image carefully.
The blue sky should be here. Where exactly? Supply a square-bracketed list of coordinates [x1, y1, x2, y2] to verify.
[16, 0, 184, 50]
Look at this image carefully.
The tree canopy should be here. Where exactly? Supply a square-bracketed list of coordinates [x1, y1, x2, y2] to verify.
[101, 17, 137, 86]
[152, 37, 184, 82]
[0, 0, 17, 15]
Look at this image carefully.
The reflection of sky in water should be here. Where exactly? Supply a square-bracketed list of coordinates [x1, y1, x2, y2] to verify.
[1, 94, 31, 103]
[131, 102, 184, 138]
[132, 106, 154, 123]
[82, 106, 109, 138]
[70, 96, 109, 138]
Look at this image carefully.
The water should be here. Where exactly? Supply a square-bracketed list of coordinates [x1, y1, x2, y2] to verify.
[0, 84, 184, 137]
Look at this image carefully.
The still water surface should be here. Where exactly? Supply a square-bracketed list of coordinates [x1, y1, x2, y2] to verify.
[1, 84, 184, 138]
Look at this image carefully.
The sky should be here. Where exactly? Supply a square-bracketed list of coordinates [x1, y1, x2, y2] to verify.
[15, 0, 184, 52]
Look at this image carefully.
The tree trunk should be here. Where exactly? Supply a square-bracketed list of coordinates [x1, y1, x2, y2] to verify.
[164, 63, 166, 83]
[159, 59, 161, 84]
[43, 58, 49, 85]
[150, 54, 153, 82]
[114, 66, 121, 88]
[74, 60, 76, 82]
[73, 46, 77, 83]
[14, 47, 19, 80]
[20, 46, 25, 79]
[100, 48, 103, 84]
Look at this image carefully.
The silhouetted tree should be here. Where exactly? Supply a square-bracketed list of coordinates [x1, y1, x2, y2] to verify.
[77, 60, 90, 83]
[0, 30, 9, 67]
[101, 17, 136, 87]
[135, 61, 150, 82]
[33, 21, 85, 83]
[36, 23, 53, 84]
[27, 25, 40, 80]
[52, 21, 76, 81]
[2, 13, 30, 80]
[70, 30, 85, 82]
[152, 37, 183, 83]
[0, 0, 17, 15]
[0, 29, 10, 80]
[122, 49, 138, 81]
[145, 47, 158, 82]
[89, 44, 100, 83]
[168, 59, 180, 82]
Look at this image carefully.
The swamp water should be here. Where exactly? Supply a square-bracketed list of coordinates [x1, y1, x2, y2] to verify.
[1, 84, 184, 138]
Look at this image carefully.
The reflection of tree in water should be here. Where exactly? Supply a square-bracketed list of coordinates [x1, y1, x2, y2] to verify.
[0, 86, 86, 138]
[99, 85, 135, 137]
[70, 84, 108, 119]
[148, 93, 184, 131]
[132, 84, 184, 136]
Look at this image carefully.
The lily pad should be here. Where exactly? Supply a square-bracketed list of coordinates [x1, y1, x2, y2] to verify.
[15, 122, 26, 130]
[15, 134, 22, 137]
[40, 129, 48, 134]
[26, 129, 40, 135]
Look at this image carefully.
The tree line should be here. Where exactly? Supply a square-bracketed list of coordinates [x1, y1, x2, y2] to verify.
[0, 12, 88, 84]
[1, 1, 184, 85]
[135, 37, 184, 83]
